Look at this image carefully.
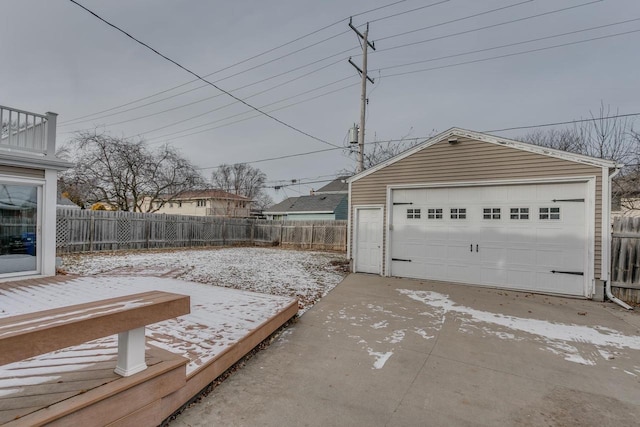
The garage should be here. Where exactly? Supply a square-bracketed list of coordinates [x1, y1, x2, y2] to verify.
[347, 128, 618, 299]
[389, 182, 590, 296]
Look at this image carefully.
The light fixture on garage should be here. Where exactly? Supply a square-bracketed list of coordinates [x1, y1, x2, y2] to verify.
[448, 137, 459, 144]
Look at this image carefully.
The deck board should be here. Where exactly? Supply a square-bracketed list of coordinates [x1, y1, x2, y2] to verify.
[0, 275, 297, 425]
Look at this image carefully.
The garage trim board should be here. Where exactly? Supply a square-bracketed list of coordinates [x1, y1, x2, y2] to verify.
[385, 177, 596, 297]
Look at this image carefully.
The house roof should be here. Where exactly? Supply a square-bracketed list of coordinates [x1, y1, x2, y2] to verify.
[173, 189, 250, 201]
[264, 194, 346, 214]
[313, 176, 350, 194]
[347, 127, 620, 183]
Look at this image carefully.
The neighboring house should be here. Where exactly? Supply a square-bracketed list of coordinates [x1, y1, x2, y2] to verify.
[347, 127, 619, 300]
[0, 105, 73, 278]
[264, 193, 348, 221]
[143, 189, 251, 217]
[265, 176, 349, 221]
[311, 175, 350, 195]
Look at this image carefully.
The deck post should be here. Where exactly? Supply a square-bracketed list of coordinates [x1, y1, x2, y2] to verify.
[115, 327, 148, 377]
[45, 112, 57, 156]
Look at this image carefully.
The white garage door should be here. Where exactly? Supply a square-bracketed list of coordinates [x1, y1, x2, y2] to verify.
[389, 182, 589, 296]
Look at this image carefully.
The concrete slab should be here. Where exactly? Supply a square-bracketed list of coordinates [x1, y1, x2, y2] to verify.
[170, 274, 640, 427]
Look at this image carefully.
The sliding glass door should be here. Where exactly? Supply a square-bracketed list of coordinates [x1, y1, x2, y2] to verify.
[0, 183, 40, 276]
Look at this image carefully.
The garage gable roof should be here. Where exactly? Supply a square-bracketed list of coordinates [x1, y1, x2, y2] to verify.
[347, 128, 619, 183]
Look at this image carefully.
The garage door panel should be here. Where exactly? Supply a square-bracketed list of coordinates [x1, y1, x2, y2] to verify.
[390, 182, 589, 296]
[506, 248, 536, 265]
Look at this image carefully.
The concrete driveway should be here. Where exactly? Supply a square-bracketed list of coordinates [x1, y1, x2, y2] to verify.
[171, 274, 640, 427]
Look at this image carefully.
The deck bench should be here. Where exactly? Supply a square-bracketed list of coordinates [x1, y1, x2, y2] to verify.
[0, 290, 190, 376]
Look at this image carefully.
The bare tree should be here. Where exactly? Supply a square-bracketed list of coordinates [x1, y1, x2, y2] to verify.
[59, 130, 205, 211]
[211, 163, 271, 209]
[518, 102, 640, 213]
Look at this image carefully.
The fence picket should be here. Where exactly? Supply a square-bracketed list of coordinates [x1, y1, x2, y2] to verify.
[611, 216, 640, 303]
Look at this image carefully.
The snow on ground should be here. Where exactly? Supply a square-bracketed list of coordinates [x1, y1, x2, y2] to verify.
[0, 275, 296, 383]
[61, 247, 347, 313]
[398, 289, 640, 366]
[322, 287, 640, 371]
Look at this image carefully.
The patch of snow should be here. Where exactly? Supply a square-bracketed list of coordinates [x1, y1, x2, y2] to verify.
[370, 320, 388, 329]
[398, 288, 640, 367]
[623, 370, 637, 377]
[385, 330, 405, 344]
[367, 348, 393, 369]
[61, 247, 346, 314]
[413, 328, 434, 340]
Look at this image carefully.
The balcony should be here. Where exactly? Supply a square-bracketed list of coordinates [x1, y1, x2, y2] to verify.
[0, 105, 56, 156]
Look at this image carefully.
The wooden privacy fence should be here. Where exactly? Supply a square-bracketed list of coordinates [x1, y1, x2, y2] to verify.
[56, 208, 347, 253]
[611, 216, 640, 304]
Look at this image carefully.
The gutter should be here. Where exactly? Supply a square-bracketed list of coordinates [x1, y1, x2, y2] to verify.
[607, 166, 633, 310]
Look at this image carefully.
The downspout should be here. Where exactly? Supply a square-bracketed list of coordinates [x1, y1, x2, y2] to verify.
[606, 167, 633, 310]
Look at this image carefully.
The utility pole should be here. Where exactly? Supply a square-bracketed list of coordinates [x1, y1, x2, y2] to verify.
[348, 18, 375, 173]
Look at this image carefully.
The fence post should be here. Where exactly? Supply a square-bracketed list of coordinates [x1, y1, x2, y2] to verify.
[222, 220, 226, 246]
[250, 220, 255, 244]
[279, 223, 283, 246]
[310, 223, 314, 250]
[89, 212, 94, 252]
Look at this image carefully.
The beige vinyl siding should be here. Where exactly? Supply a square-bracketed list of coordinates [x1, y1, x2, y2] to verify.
[350, 137, 604, 278]
[0, 165, 44, 179]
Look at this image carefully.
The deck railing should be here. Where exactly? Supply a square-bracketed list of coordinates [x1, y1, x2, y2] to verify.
[0, 105, 56, 155]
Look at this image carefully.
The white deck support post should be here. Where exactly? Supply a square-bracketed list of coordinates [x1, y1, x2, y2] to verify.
[44, 112, 57, 156]
[114, 327, 148, 377]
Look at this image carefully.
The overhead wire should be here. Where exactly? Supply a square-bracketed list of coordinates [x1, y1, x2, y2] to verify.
[379, 28, 640, 79]
[68, 0, 341, 148]
[64, 0, 596, 134]
[374, 17, 640, 73]
[373, 0, 604, 54]
[142, 20, 640, 145]
[59, 0, 416, 125]
[196, 112, 640, 171]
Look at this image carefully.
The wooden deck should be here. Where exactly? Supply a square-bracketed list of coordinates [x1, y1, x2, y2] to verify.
[0, 275, 298, 426]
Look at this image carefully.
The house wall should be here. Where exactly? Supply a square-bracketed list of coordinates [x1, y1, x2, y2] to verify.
[334, 196, 348, 220]
[350, 136, 604, 278]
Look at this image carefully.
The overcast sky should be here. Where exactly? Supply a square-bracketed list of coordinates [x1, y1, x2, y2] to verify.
[2, 0, 639, 201]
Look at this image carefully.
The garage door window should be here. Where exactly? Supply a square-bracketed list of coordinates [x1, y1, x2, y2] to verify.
[407, 208, 421, 219]
[483, 208, 501, 220]
[539, 207, 560, 220]
[510, 207, 529, 220]
[450, 208, 466, 219]
[427, 208, 443, 219]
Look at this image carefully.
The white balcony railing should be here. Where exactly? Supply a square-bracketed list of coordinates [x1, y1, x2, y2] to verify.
[0, 105, 56, 155]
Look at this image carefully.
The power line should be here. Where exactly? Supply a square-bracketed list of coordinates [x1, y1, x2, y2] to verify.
[368, 0, 450, 23]
[484, 112, 640, 133]
[146, 81, 360, 143]
[379, 28, 640, 79]
[64, 58, 348, 134]
[69, 0, 340, 149]
[374, 0, 603, 54]
[60, 0, 415, 125]
[375, 18, 640, 73]
[144, 23, 640, 145]
[196, 111, 640, 171]
[376, 0, 533, 41]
